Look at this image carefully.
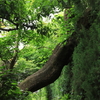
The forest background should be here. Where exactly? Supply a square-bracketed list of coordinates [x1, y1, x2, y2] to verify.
[0, 0, 100, 100]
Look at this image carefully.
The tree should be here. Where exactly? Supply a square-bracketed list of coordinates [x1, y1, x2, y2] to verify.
[0, 0, 100, 99]
[18, 33, 77, 92]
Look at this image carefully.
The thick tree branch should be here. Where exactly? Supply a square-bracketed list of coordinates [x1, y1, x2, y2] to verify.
[18, 33, 77, 92]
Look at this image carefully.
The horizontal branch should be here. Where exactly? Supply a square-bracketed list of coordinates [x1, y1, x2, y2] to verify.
[0, 27, 18, 31]
[0, 17, 37, 31]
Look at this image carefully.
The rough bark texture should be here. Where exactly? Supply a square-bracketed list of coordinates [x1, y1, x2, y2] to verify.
[18, 34, 77, 92]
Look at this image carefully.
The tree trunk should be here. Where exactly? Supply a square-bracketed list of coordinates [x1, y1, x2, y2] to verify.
[18, 34, 77, 92]
[46, 85, 53, 100]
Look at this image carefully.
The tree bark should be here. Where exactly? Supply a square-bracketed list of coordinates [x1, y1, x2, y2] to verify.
[18, 34, 77, 92]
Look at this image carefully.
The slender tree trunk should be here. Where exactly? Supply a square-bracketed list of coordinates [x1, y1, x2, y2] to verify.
[46, 85, 52, 100]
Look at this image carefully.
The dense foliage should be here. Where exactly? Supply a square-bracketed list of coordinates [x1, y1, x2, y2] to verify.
[0, 0, 100, 100]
